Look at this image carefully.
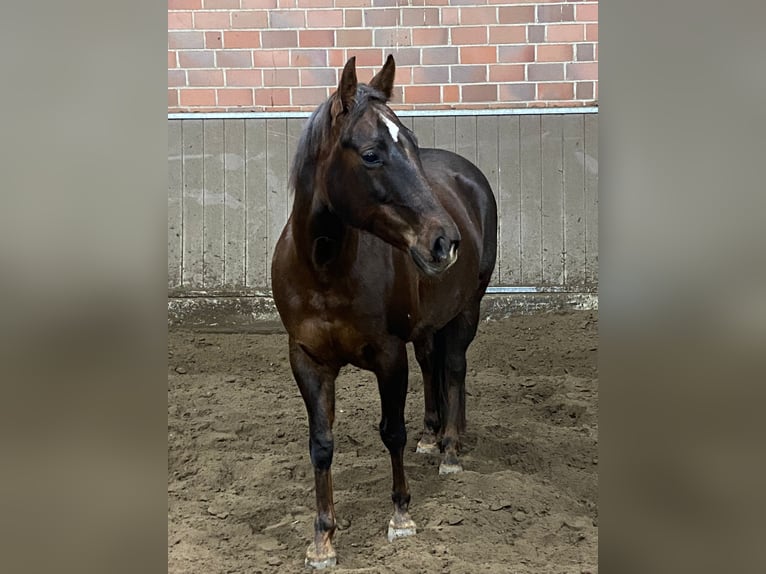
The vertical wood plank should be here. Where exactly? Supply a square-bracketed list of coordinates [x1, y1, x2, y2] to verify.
[182, 120, 204, 288]
[203, 120, 225, 288]
[584, 114, 598, 287]
[434, 116, 456, 153]
[498, 115, 521, 285]
[223, 119, 246, 288]
[541, 115, 564, 286]
[266, 118, 288, 290]
[168, 120, 182, 288]
[399, 115, 414, 132]
[476, 116, 500, 285]
[413, 116, 435, 148]
[563, 114, 586, 288]
[520, 115, 543, 285]
[286, 117, 305, 216]
[456, 116, 477, 164]
[246, 119, 269, 289]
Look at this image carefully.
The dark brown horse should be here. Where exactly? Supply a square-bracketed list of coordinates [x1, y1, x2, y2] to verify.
[271, 55, 497, 568]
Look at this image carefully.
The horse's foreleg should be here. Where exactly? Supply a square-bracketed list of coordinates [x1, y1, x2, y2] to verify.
[413, 333, 443, 454]
[289, 338, 340, 569]
[375, 343, 417, 542]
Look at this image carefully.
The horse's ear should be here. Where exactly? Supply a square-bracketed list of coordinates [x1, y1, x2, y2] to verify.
[370, 54, 396, 101]
[335, 56, 357, 115]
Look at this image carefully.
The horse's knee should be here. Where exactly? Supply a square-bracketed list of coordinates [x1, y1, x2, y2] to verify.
[309, 432, 334, 470]
[379, 419, 407, 452]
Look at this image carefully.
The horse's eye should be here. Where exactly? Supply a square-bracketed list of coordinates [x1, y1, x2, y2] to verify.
[361, 151, 381, 166]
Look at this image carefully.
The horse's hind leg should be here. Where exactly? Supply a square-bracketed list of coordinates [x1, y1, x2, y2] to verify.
[374, 341, 417, 542]
[438, 299, 481, 475]
[288, 338, 341, 569]
[413, 332, 444, 455]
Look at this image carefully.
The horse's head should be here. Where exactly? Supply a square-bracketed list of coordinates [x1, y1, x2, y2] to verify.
[323, 55, 461, 277]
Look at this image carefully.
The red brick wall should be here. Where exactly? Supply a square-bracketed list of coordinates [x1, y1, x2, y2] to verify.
[168, 1, 598, 112]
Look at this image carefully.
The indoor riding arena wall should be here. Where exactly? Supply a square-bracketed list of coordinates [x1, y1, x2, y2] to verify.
[167, 1, 599, 328]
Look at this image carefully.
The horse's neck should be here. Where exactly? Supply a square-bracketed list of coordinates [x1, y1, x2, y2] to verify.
[291, 192, 357, 272]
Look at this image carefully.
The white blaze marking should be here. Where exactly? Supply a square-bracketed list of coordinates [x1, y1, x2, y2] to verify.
[379, 112, 399, 143]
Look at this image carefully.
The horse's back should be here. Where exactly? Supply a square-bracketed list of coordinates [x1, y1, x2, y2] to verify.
[420, 148, 498, 282]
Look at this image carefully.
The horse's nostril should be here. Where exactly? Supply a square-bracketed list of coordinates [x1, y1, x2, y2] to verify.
[432, 236, 450, 262]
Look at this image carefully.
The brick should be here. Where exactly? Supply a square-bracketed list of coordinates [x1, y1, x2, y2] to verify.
[255, 88, 291, 106]
[527, 63, 564, 81]
[538, 82, 573, 100]
[336, 0, 371, 5]
[489, 64, 524, 82]
[394, 65, 412, 84]
[168, 31, 204, 49]
[388, 47, 420, 66]
[460, 46, 496, 64]
[566, 62, 597, 81]
[299, 30, 335, 47]
[547, 24, 585, 42]
[279, 0, 297, 7]
[462, 84, 497, 102]
[586, 24, 598, 41]
[188, 69, 224, 86]
[451, 65, 486, 83]
[224, 31, 261, 49]
[193, 11, 230, 29]
[253, 50, 290, 67]
[180, 89, 216, 106]
[336, 29, 371, 46]
[307, 9, 343, 27]
[451, 26, 487, 45]
[168, 70, 186, 88]
[298, 0, 333, 6]
[327, 49, 346, 67]
[179, 51, 215, 68]
[421, 47, 458, 65]
[292, 87, 329, 106]
[169, 12, 192, 29]
[291, 49, 327, 67]
[443, 84, 459, 103]
[499, 83, 534, 102]
[351, 48, 383, 66]
[412, 28, 449, 46]
[404, 85, 440, 104]
[270, 11, 305, 28]
[527, 25, 545, 43]
[537, 5, 568, 23]
[169, 0, 201, 9]
[226, 69, 262, 87]
[217, 88, 254, 106]
[575, 81, 594, 100]
[205, 32, 223, 48]
[488, 25, 526, 45]
[460, 7, 497, 25]
[576, 43, 594, 61]
[441, 7, 459, 25]
[241, 0, 276, 6]
[168, 89, 179, 108]
[365, 8, 399, 27]
[261, 30, 298, 48]
[344, 10, 363, 27]
[576, 4, 598, 22]
[537, 44, 573, 62]
[498, 45, 534, 63]
[263, 68, 300, 87]
[202, 0, 239, 7]
[374, 28, 412, 47]
[413, 66, 449, 84]
[401, 8, 439, 26]
[168, 51, 177, 68]
[300, 68, 337, 86]
[498, 6, 534, 24]
[216, 50, 252, 68]
[231, 11, 268, 28]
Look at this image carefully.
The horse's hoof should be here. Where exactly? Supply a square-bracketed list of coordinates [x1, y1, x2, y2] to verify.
[387, 520, 417, 542]
[438, 461, 463, 475]
[416, 439, 440, 455]
[305, 544, 337, 570]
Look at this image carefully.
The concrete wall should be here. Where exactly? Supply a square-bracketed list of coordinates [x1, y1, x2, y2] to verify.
[168, 111, 597, 303]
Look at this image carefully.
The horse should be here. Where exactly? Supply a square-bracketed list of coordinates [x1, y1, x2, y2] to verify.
[271, 55, 497, 568]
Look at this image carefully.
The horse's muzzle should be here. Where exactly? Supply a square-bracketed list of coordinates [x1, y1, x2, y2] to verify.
[410, 236, 459, 277]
